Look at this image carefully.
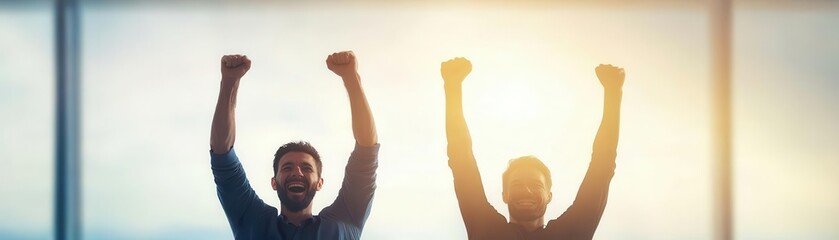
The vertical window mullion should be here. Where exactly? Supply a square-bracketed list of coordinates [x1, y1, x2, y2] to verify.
[55, 0, 81, 239]
[710, 0, 733, 239]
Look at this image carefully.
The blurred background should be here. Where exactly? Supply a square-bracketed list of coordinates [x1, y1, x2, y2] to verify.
[1, 0, 837, 239]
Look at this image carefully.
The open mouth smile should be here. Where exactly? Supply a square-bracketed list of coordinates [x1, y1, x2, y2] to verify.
[515, 199, 537, 209]
[286, 182, 306, 193]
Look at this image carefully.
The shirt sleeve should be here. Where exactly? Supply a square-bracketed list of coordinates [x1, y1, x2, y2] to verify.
[546, 149, 617, 239]
[449, 148, 509, 240]
[210, 148, 271, 236]
[319, 143, 380, 229]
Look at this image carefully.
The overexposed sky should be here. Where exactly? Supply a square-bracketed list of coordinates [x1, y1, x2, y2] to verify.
[1, 2, 837, 239]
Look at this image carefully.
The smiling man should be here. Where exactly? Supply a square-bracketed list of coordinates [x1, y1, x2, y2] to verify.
[209, 51, 379, 240]
[442, 57, 624, 239]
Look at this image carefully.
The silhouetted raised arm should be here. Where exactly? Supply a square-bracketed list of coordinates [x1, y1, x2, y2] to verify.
[549, 64, 624, 239]
[443, 57, 474, 156]
[444, 57, 508, 239]
[593, 64, 624, 156]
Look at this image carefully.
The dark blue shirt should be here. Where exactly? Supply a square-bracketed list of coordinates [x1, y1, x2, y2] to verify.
[211, 144, 380, 240]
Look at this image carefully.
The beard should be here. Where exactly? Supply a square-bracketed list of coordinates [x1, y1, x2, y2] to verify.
[276, 178, 317, 212]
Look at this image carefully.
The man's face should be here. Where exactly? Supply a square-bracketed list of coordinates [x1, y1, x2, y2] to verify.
[271, 151, 323, 212]
[503, 168, 552, 222]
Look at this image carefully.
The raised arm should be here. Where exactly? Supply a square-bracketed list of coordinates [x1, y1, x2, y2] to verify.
[443, 57, 507, 239]
[327, 51, 378, 146]
[209, 55, 270, 236]
[549, 64, 624, 239]
[593, 64, 624, 155]
[442, 57, 474, 156]
[210, 55, 251, 154]
[320, 51, 381, 228]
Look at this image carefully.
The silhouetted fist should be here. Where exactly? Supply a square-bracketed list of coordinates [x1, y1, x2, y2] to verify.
[441, 57, 472, 84]
[326, 51, 358, 78]
[221, 54, 251, 80]
[595, 64, 625, 90]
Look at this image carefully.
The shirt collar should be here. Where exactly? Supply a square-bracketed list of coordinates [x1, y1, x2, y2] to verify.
[278, 214, 319, 227]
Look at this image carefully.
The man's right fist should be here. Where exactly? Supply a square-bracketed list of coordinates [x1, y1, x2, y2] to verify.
[326, 51, 358, 79]
[595, 64, 625, 91]
[221, 54, 251, 80]
[441, 57, 472, 84]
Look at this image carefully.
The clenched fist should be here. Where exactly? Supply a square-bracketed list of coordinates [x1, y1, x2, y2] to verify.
[441, 57, 472, 85]
[595, 64, 625, 90]
[326, 51, 358, 78]
[221, 54, 251, 80]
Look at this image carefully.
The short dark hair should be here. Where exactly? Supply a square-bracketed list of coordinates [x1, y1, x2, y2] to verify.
[502, 156, 552, 192]
[273, 141, 322, 177]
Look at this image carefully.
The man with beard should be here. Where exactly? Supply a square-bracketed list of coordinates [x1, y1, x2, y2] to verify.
[441, 57, 624, 240]
[210, 51, 379, 240]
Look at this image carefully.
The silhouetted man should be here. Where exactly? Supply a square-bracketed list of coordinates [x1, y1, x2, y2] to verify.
[210, 51, 379, 240]
[442, 57, 624, 239]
